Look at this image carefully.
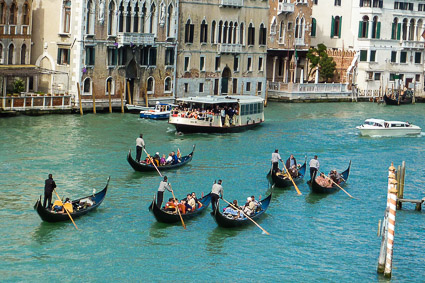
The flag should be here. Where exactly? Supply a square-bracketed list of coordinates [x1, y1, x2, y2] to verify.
[177, 148, 181, 158]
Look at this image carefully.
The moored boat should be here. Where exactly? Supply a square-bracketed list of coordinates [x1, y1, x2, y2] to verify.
[127, 145, 195, 172]
[140, 102, 175, 120]
[168, 95, 265, 133]
[383, 93, 413, 105]
[211, 194, 272, 228]
[356, 119, 421, 137]
[34, 177, 110, 223]
[126, 104, 152, 113]
[149, 193, 212, 223]
[308, 162, 351, 194]
[267, 160, 307, 188]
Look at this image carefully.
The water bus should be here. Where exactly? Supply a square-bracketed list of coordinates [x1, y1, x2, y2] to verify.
[168, 95, 265, 133]
[356, 119, 421, 137]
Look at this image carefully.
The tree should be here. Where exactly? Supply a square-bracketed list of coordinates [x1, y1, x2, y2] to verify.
[13, 79, 25, 93]
[306, 43, 336, 82]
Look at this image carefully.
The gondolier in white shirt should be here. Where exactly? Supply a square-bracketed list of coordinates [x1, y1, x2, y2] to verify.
[157, 176, 172, 208]
[135, 133, 145, 162]
[211, 180, 223, 213]
[271, 149, 283, 172]
[309, 155, 320, 181]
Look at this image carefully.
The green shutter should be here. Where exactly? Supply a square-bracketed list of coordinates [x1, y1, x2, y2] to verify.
[331, 16, 335, 38]
[365, 22, 369, 38]
[397, 23, 401, 40]
[114, 49, 118, 65]
[338, 16, 342, 38]
[57, 49, 61, 64]
[85, 49, 89, 65]
[92, 48, 95, 65]
[391, 23, 395, 39]
[376, 22, 381, 39]
[311, 19, 316, 37]
[358, 21, 363, 38]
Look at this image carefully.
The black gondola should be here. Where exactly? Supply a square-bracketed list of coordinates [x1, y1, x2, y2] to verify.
[127, 145, 195, 172]
[266, 160, 307, 188]
[34, 177, 110, 223]
[211, 194, 272, 228]
[383, 94, 412, 105]
[149, 193, 212, 223]
[308, 161, 351, 194]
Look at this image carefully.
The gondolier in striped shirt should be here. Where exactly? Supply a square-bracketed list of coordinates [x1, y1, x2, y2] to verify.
[309, 155, 320, 181]
[157, 176, 172, 208]
[211, 180, 223, 213]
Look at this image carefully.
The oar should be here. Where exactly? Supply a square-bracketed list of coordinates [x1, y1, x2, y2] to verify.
[222, 198, 270, 235]
[53, 189, 78, 230]
[170, 185, 186, 229]
[282, 163, 302, 195]
[142, 147, 163, 177]
[320, 172, 357, 200]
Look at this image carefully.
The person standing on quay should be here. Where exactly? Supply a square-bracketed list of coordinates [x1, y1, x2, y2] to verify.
[135, 133, 145, 162]
[309, 155, 320, 181]
[211, 180, 223, 213]
[157, 176, 172, 208]
[271, 149, 283, 172]
[43, 174, 56, 209]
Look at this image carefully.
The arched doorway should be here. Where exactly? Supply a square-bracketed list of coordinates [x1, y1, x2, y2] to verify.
[126, 59, 137, 103]
[221, 67, 231, 95]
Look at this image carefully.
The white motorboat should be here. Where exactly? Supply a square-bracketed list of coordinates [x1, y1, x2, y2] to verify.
[139, 102, 174, 120]
[125, 104, 152, 113]
[356, 119, 421, 137]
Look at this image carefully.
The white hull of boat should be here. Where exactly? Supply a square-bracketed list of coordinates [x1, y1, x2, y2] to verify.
[357, 127, 421, 136]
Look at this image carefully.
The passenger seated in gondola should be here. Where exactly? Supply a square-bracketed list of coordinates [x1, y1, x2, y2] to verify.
[153, 152, 160, 166]
[79, 197, 94, 209]
[171, 151, 179, 164]
[223, 200, 241, 219]
[250, 196, 262, 212]
[165, 153, 173, 165]
[329, 170, 341, 184]
[187, 194, 196, 211]
[285, 154, 298, 177]
[165, 198, 177, 211]
[160, 154, 166, 166]
[191, 192, 202, 209]
[243, 197, 258, 216]
[178, 199, 187, 214]
[316, 173, 333, 188]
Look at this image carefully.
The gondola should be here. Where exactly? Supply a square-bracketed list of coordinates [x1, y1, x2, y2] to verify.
[149, 193, 212, 223]
[266, 160, 306, 188]
[308, 161, 351, 194]
[34, 177, 110, 223]
[383, 94, 412, 105]
[127, 145, 195, 172]
[211, 194, 272, 228]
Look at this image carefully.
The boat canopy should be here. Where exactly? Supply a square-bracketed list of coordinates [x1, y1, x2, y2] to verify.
[176, 95, 264, 105]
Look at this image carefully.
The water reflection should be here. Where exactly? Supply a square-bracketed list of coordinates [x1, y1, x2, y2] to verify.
[305, 191, 330, 204]
[32, 222, 67, 245]
[148, 221, 173, 239]
[206, 226, 240, 255]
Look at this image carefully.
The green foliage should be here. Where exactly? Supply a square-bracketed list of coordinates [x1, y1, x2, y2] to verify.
[306, 43, 336, 82]
[13, 79, 25, 93]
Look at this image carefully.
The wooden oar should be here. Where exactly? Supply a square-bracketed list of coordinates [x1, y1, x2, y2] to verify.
[170, 185, 186, 229]
[142, 147, 163, 177]
[222, 198, 270, 235]
[53, 189, 78, 230]
[282, 163, 302, 195]
[321, 173, 357, 200]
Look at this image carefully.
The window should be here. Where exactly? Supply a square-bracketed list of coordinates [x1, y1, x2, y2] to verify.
[106, 77, 115, 95]
[259, 24, 266, 45]
[199, 83, 204, 93]
[165, 48, 174, 66]
[200, 56, 205, 71]
[86, 0, 95, 35]
[218, 21, 223, 43]
[374, 73, 381, 81]
[372, 0, 383, 7]
[279, 21, 285, 42]
[419, 4, 425, 11]
[8, 44, 13, 64]
[184, 83, 189, 93]
[416, 74, 420, 82]
[390, 73, 395, 81]
[367, 72, 373, 80]
[391, 18, 400, 40]
[400, 51, 407, 63]
[313, 0, 318, 3]
[247, 57, 252, 71]
[133, 3, 139, 32]
[149, 48, 157, 66]
[9, 2, 16, 24]
[108, 1, 116, 36]
[248, 23, 255, 45]
[295, 17, 305, 39]
[233, 78, 237, 94]
[118, 2, 124, 32]
[22, 2, 30, 25]
[125, 2, 131, 32]
[371, 16, 380, 39]
[185, 19, 194, 43]
[0, 2, 5, 25]
[20, 44, 26, 64]
[200, 20, 208, 43]
[118, 47, 126, 65]
[415, 52, 421, 64]
[147, 77, 154, 93]
[164, 77, 172, 92]
[140, 47, 156, 66]
[166, 4, 173, 37]
[370, 50, 376, 62]
[184, 56, 190, 71]
[257, 82, 262, 92]
[258, 57, 263, 71]
[239, 23, 244, 44]
[360, 50, 367, 61]
[107, 47, 118, 66]
[215, 56, 220, 71]
[358, 16, 369, 38]
[57, 48, 70, 65]
[83, 78, 91, 94]
[402, 18, 408, 41]
[85, 46, 95, 66]
[270, 18, 277, 35]
[331, 16, 342, 38]
[211, 21, 216, 43]
[246, 82, 251, 92]
[391, 51, 397, 63]
[62, 1, 71, 33]
[361, 0, 371, 7]
[334, 0, 341, 6]
[149, 4, 156, 34]
[287, 22, 293, 31]
[234, 56, 239, 72]
[311, 18, 316, 37]
[0, 44, 3, 62]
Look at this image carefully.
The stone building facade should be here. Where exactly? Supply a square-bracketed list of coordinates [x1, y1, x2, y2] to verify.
[175, 0, 268, 98]
[266, 0, 313, 84]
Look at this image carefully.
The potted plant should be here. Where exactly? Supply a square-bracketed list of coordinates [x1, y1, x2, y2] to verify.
[13, 79, 25, 95]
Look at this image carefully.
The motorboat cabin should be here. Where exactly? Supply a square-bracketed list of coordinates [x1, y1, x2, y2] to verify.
[356, 119, 421, 136]
[168, 95, 265, 133]
[139, 102, 174, 120]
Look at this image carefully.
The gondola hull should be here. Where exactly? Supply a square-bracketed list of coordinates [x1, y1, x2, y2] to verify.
[267, 161, 306, 188]
[308, 162, 351, 194]
[149, 193, 212, 223]
[127, 145, 195, 172]
[211, 194, 272, 228]
[383, 94, 412, 105]
[34, 177, 110, 223]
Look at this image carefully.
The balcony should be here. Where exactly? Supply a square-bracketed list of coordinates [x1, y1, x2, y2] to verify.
[116, 33, 155, 47]
[278, 3, 294, 15]
[217, 43, 242, 54]
[401, 41, 424, 49]
[220, 0, 243, 7]
[21, 25, 30, 35]
[294, 38, 305, 46]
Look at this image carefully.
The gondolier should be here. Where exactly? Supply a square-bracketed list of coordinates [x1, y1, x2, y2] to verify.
[309, 155, 320, 181]
[135, 133, 145, 162]
[211, 180, 223, 212]
[43, 174, 56, 208]
[271, 149, 283, 172]
[157, 176, 172, 208]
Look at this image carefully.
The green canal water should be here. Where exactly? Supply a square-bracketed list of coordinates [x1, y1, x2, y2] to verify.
[1, 102, 425, 281]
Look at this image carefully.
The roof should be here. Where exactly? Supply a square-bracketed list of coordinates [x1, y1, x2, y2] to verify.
[365, 119, 408, 124]
[176, 95, 264, 104]
[0, 65, 68, 77]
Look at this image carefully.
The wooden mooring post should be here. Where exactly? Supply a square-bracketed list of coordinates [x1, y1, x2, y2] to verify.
[77, 82, 83, 115]
[396, 161, 424, 211]
[108, 81, 112, 113]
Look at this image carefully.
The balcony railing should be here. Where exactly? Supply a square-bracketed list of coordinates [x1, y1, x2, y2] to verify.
[217, 43, 242, 54]
[116, 33, 155, 47]
[278, 3, 295, 14]
[294, 38, 305, 46]
[21, 25, 30, 35]
[401, 41, 424, 49]
[220, 0, 243, 7]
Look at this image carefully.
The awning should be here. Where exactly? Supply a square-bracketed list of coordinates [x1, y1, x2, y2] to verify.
[0, 65, 68, 77]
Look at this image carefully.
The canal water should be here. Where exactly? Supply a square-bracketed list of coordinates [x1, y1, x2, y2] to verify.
[1, 102, 424, 281]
